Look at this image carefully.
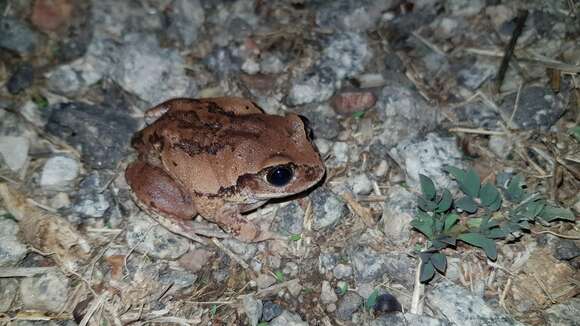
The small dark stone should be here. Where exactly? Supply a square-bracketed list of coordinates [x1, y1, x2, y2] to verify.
[0, 16, 40, 55]
[499, 86, 565, 130]
[553, 239, 580, 261]
[261, 301, 283, 322]
[45, 102, 138, 169]
[6, 64, 34, 94]
[373, 293, 402, 314]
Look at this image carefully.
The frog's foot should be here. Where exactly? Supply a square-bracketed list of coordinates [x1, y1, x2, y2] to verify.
[215, 212, 283, 242]
[126, 161, 197, 220]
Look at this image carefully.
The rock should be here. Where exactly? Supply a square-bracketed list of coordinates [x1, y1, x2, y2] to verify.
[164, 0, 205, 47]
[256, 273, 277, 289]
[0, 136, 29, 172]
[0, 279, 19, 312]
[6, 64, 34, 94]
[354, 73, 386, 88]
[310, 187, 347, 231]
[373, 293, 402, 314]
[454, 101, 501, 130]
[125, 213, 189, 260]
[348, 173, 373, 195]
[299, 105, 341, 140]
[72, 171, 111, 218]
[159, 269, 197, 296]
[499, 86, 565, 130]
[428, 279, 524, 326]
[320, 32, 371, 81]
[553, 239, 580, 261]
[40, 156, 80, 190]
[371, 312, 451, 326]
[510, 248, 577, 312]
[321, 281, 338, 304]
[336, 292, 363, 321]
[488, 135, 512, 159]
[31, 0, 74, 31]
[0, 17, 40, 55]
[331, 91, 377, 115]
[261, 301, 283, 322]
[544, 297, 580, 326]
[222, 238, 257, 262]
[319, 252, 339, 274]
[448, 0, 487, 16]
[0, 219, 27, 266]
[382, 185, 416, 245]
[376, 86, 438, 148]
[260, 54, 284, 74]
[243, 295, 262, 326]
[269, 310, 308, 326]
[45, 102, 137, 169]
[456, 61, 495, 90]
[287, 70, 336, 106]
[333, 264, 353, 279]
[287, 281, 303, 297]
[241, 58, 260, 75]
[315, 1, 395, 32]
[331, 142, 349, 165]
[20, 272, 69, 312]
[113, 34, 197, 105]
[46, 65, 83, 95]
[389, 133, 465, 191]
[274, 202, 304, 236]
[178, 248, 214, 273]
[351, 246, 415, 287]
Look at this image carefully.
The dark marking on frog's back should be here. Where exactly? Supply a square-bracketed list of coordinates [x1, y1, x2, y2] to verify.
[206, 101, 235, 117]
[174, 139, 226, 156]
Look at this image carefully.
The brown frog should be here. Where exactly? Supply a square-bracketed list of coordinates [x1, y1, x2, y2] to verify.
[125, 97, 325, 242]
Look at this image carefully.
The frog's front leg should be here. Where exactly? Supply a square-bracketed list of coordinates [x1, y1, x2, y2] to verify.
[214, 206, 283, 242]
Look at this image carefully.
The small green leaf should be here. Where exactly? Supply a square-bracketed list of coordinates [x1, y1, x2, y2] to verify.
[523, 200, 545, 218]
[506, 175, 525, 203]
[455, 196, 478, 213]
[419, 260, 436, 283]
[480, 183, 501, 208]
[443, 213, 459, 232]
[487, 227, 507, 239]
[289, 234, 302, 241]
[569, 125, 580, 141]
[366, 289, 379, 311]
[258, 322, 269, 326]
[210, 304, 218, 318]
[460, 169, 481, 197]
[436, 189, 453, 212]
[431, 253, 447, 273]
[411, 212, 435, 239]
[458, 233, 497, 260]
[431, 240, 448, 250]
[419, 174, 436, 201]
[338, 282, 348, 295]
[418, 196, 438, 212]
[274, 271, 285, 282]
[538, 206, 575, 222]
[444, 165, 466, 183]
[352, 111, 365, 119]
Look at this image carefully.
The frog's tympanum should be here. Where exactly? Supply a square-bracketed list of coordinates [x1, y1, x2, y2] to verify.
[125, 97, 325, 242]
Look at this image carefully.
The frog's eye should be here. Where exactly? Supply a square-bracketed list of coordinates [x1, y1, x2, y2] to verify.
[266, 165, 294, 187]
[298, 115, 314, 141]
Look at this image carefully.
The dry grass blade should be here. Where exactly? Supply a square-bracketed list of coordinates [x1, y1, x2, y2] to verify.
[341, 192, 375, 227]
[0, 183, 91, 272]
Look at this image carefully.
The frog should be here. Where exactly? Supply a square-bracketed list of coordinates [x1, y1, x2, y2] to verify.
[125, 97, 326, 242]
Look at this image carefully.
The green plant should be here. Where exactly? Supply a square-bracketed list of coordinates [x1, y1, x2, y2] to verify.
[289, 234, 302, 241]
[274, 271, 285, 283]
[411, 166, 575, 283]
[365, 289, 379, 311]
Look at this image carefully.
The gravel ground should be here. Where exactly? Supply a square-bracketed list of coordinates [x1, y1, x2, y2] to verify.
[0, 0, 579, 325]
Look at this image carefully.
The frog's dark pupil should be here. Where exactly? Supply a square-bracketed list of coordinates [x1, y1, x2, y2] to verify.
[267, 166, 293, 187]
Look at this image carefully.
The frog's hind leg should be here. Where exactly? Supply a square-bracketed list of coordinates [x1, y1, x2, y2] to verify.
[125, 161, 197, 220]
